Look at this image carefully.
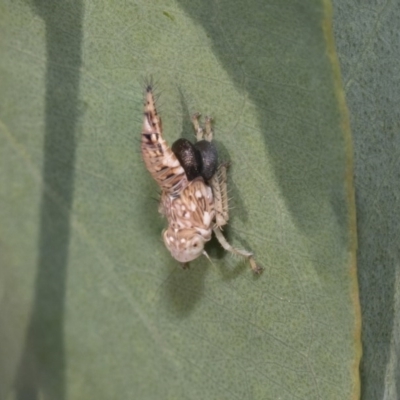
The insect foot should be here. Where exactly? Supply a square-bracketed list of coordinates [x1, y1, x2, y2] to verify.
[141, 85, 262, 274]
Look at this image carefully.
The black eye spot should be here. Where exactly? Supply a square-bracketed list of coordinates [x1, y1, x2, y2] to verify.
[194, 140, 218, 181]
[172, 138, 202, 181]
[193, 243, 198, 247]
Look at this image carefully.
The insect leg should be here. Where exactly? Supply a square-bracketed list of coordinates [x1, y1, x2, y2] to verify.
[213, 226, 263, 274]
[211, 162, 262, 274]
[204, 116, 213, 142]
[211, 163, 230, 227]
[191, 112, 204, 141]
[181, 262, 190, 270]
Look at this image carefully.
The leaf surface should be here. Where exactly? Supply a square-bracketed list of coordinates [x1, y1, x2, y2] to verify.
[333, 1, 400, 399]
[0, 1, 359, 399]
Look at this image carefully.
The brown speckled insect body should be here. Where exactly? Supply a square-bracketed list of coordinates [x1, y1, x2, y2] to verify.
[141, 85, 261, 274]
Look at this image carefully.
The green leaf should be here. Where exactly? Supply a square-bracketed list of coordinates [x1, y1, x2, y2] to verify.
[333, 1, 400, 399]
[0, 1, 359, 399]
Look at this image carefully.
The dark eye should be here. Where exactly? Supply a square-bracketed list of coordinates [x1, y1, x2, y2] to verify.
[172, 138, 202, 181]
[193, 243, 198, 247]
[194, 140, 218, 181]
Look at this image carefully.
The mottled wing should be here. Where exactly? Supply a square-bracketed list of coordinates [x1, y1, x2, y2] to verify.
[161, 178, 215, 237]
[141, 86, 188, 194]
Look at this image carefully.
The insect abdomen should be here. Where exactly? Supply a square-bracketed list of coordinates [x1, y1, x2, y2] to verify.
[141, 86, 188, 194]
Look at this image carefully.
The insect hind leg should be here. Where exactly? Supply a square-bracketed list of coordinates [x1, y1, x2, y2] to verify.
[211, 163, 262, 274]
[213, 226, 263, 274]
[204, 116, 213, 142]
[191, 113, 214, 142]
[211, 163, 230, 227]
[191, 112, 204, 141]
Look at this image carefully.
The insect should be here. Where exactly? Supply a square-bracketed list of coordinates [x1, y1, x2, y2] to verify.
[141, 85, 262, 274]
